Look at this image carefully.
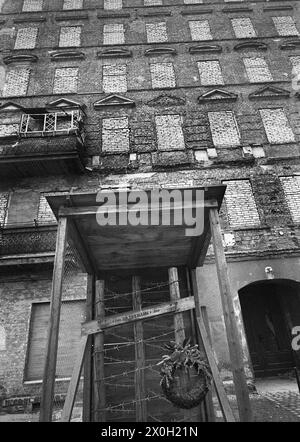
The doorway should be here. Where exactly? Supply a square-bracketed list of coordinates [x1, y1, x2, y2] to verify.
[239, 279, 300, 377]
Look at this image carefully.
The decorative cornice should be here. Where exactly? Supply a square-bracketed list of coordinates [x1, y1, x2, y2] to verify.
[0, 102, 25, 112]
[222, 6, 253, 13]
[3, 54, 38, 64]
[97, 12, 130, 19]
[249, 85, 290, 101]
[139, 11, 171, 17]
[97, 48, 132, 58]
[263, 5, 293, 12]
[280, 39, 300, 50]
[189, 44, 222, 54]
[198, 89, 238, 103]
[94, 94, 135, 109]
[50, 50, 85, 61]
[234, 41, 268, 52]
[144, 47, 177, 56]
[13, 16, 46, 23]
[55, 12, 89, 21]
[47, 98, 85, 109]
[181, 9, 213, 16]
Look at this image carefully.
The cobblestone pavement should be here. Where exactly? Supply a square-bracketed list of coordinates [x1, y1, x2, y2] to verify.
[260, 391, 300, 419]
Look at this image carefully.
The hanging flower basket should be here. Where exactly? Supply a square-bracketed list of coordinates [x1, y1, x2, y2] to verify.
[158, 339, 211, 410]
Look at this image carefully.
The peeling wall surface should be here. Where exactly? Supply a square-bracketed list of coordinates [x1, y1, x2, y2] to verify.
[0, 0, 300, 404]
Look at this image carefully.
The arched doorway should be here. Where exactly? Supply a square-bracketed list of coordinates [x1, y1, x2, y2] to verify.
[239, 279, 300, 377]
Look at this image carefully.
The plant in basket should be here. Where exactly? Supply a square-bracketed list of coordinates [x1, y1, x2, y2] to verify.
[158, 338, 212, 409]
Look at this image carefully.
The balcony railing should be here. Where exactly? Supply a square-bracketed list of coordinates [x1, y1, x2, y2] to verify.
[19, 110, 83, 137]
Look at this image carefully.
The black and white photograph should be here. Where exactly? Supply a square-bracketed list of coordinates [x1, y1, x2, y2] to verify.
[0, 0, 300, 428]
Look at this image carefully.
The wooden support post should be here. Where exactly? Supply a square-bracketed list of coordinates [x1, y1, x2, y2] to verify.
[132, 276, 147, 422]
[168, 267, 201, 422]
[83, 274, 95, 422]
[61, 335, 89, 422]
[191, 269, 235, 422]
[209, 208, 252, 422]
[94, 280, 106, 422]
[40, 216, 68, 422]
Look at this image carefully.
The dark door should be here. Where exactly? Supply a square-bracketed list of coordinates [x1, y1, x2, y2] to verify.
[240, 288, 294, 377]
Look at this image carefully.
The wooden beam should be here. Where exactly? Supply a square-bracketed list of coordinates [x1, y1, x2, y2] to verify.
[40, 216, 68, 422]
[58, 200, 219, 219]
[61, 335, 89, 422]
[168, 268, 200, 422]
[132, 276, 147, 422]
[81, 297, 195, 336]
[191, 269, 235, 422]
[83, 274, 95, 422]
[209, 208, 252, 422]
[93, 280, 106, 422]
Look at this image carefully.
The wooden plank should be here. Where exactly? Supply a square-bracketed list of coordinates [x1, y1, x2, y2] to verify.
[83, 274, 95, 422]
[93, 280, 106, 422]
[196, 315, 236, 422]
[58, 200, 219, 218]
[189, 268, 215, 422]
[61, 335, 89, 422]
[40, 216, 68, 422]
[132, 276, 147, 422]
[209, 208, 252, 422]
[81, 297, 195, 336]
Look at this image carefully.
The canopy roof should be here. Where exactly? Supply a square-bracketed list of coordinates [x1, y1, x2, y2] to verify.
[46, 185, 225, 273]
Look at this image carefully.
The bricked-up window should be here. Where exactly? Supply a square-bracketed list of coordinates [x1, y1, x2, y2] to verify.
[290, 56, 300, 76]
[231, 18, 256, 39]
[25, 300, 85, 381]
[53, 68, 78, 94]
[3, 68, 30, 97]
[103, 24, 125, 45]
[37, 196, 57, 225]
[0, 193, 9, 227]
[5, 190, 40, 226]
[59, 26, 81, 48]
[63, 0, 83, 9]
[197, 61, 224, 85]
[22, 0, 43, 12]
[144, 0, 162, 5]
[150, 63, 176, 89]
[155, 115, 185, 151]
[208, 111, 240, 148]
[259, 108, 295, 144]
[102, 117, 129, 152]
[0, 123, 20, 137]
[103, 64, 127, 93]
[189, 20, 212, 41]
[223, 180, 260, 229]
[280, 176, 300, 223]
[243, 57, 273, 83]
[104, 0, 122, 10]
[272, 16, 299, 36]
[146, 22, 168, 43]
[184, 0, 203, 4]
[14, 27, 38, 50]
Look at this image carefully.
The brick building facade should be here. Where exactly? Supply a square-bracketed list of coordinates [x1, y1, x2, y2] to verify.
[0, 0, 300, 414]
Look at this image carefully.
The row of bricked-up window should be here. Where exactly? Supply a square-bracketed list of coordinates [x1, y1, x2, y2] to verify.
[12, 16, 300, 50]
[1, 177, 300, 231]
[0, 110, 296, 146]
[2, 55, 300, 97]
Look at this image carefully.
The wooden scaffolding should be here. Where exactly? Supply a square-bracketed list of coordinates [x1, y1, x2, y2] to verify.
[39, 186, 252, 422]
